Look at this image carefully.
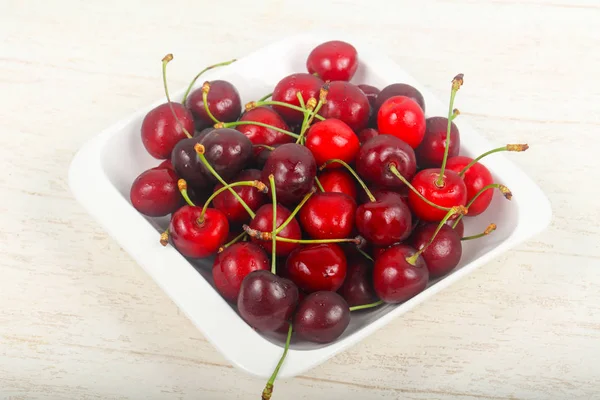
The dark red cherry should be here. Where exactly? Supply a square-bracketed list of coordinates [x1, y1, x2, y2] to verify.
[237, 270, 299, 332]
[377, 96, 426, 149]
[446, 156, 494, 216]
[356, 134, 417, 190]
[319, 81, 370, 132]
[171, 136, 210, 189]
[169, 206, 229, 258]
[293, 291, 350, 343]
[212, 242, 270, 303]
[298, 192, 356, 240]
[306, 118, 360, 167]
[410, 223, 462, 279]
[317, 169, 357, 199]
[213, 169, 268, 224]
[141, 103, 195, 159]
[235, 106, 294, 157]
[199, 128, 254, 183]
[356, 191, 412, 246]
[448, 218, 464, 238]
[358, 84, 380, 110]
[285, 243, 347, 293]
[248, 204, 302, 257]
[272, 73, 324, 125]
[337, 258, 378, 307]
[408, 169, 467, 222]
[261, 143, 317, 207]
[193, 126, 214, 139]
[306, 40, 358, 82]
[357, 128, 379, 145]
[130, 168, 182, 217]
[373, 244, 429, 303]
[415, 117, 460, 168]
[185, 80, 241, 131]
[374, 83, 426, 114]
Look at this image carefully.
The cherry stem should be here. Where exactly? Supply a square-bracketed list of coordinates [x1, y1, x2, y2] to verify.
[406, 205, 468, 266]
[458, 144, 529, 177]
[160, 229, 169, 246]
[320, 159, 375, 202]
[242, 225, 362, 245]
[304, 84, 328, 128]
[258, 92, 273, 102]
[181, 58, 237, 104]
[356, 247, 374, 262]
[254, 144, 275, 151]
[296, 93, 313, 145]
[452, 183, 512, 228]
[161, 54, 192, 139]
[349, 300, 384, 312]
[314, 176, 325, 192]
[269, 174, 277, 275]
[199, 180, 267, 223]
[461, 223, 497, 241]
[194, 144, 257, 218]
[247, 100, 325, 121]
[201, 82, 221, 124]
[436, 73, 464, 188]
[220, 231, 247, 252]
[274, 188, 316, 235]
[177, 179, 196, 206]
[388, 164, 451, 211]
[220, 120, 299, 139]
[450, 108, 460, 121]
[262, 322, 292, 400]
[296, 92, 306, 109]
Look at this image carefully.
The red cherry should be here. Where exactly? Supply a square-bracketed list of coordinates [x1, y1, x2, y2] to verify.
[272, 73, 324, 125]
[337, 258, 378, 307]
[408, 169, 468, 222]
[415, 117, 460, 168]
[306, 40, 358, 82]
[298, 192, 356, 240]
[410, 223, 462, 279]
[319, 81, 370, 132]
[235, 106, 294, 157]
[448, 218, 464, 238]
[377, 95, 426, 149]
[212, 169, 268, 224]
[293, 291, 350, 343]
[357, 128, 379, 145]
[306, 119, 360, 168]
[169, 206, 229, 258]
[130, 168, 182, 217]
[141, 103, 194, 159]
[212, 242, 269, 303]
[248, 204, 302, 257]
[155, 159, 175, 171]
[185, 80, 241, 131]
[356, 191, 413, 246]
[285, 243, 347, 293]
[446, 156, 494, 216]
[317, 169, 358, 199]
[374, 83, 426, 114]
[357, 84, 380, 110]
[373, 244, 429, 303]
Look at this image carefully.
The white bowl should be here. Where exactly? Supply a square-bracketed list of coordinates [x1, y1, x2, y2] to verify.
[68, 33, 552, 379]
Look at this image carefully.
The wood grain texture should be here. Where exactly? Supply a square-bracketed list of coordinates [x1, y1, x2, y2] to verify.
[1, 0, 599, 399]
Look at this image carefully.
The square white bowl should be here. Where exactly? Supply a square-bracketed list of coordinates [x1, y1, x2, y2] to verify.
[68, 32, 552, 379]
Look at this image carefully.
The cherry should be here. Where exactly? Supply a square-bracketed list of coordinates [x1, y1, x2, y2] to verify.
[261, 143, 317, 207]
[193, 126, 214, 139]
[213, 169, 268, 224]
[285, 243, 347, 293]
[234, 106, 294, 157]
[196, 128, 254, 183]
[416, 117, 460, 168]
[298, 192, 356, 240]
[337, 258, 378, 307]
[410, 223, 462, 279]
[306, 118, 360, 168]
[130, 167, 182, 217]
[155, 159, 175, 171]
[356, 190, 413, 246]
[317, 169, 357, 199]
[319, 81, 370, 132]
[407, 169, 468, 222]
[443, 217, 464, 238]
[293, 291, 350, 344]
[357, 128, 379, 145]
[356, 134, 417, 190]
[185, 80, 241, 131]
[272, 73, 324, 125]
[445, 156, 493, 216]
[373, 244, 429, 303]
[306, 40, 358, 82]
[212, 242, 269, 303]
[141, 103, 194, 159]
[237, 270, 299, 332]
[374, 83, 426, 114]
[377, 95, 426, 149]
[358, 84, 380, 111]
[171, 136, 210, 189]
[248, 204, 302, 257]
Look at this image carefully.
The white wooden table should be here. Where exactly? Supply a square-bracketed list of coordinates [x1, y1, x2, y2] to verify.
[2, 1, 599, 399]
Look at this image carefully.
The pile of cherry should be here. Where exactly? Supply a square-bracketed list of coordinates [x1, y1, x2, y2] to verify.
[130, 40, 527, 398]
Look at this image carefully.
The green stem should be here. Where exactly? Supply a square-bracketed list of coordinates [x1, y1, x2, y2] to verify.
[181, 58, 237, 104]
[314, 176, 325, 192]
[222, 231, 247, 249]
[253, 100, 325, 121]
[349, 300, 383, 312]
[254, 144, 275, 151]
[274, 189, 316, 235]
[177, 179, 196, 207]
[199, 181, 263, 222]
[222, 120, 299, 139]
[161, 54, 192, 138]
[452, 184, 511, 228]
[436, 74, 463, 187]
[269, 175, 277, 275]
[388, 164, 451, 211]
[202, 86, 221, 124]
[262, 323, 293, 400]
[258, 92, 273, 102]
[320, 159, 375, 202]
[458, 144, 529, 176]
[274, 237, 360, 244]
[356, 247, 374, 262]
[461, 223, 496, 241]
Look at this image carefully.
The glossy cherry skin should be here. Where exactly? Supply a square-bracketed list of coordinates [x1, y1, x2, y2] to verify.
[408, 169, 468, 222]
[410, 223, 462, 279]
[306, 40, 358, 82]
[373, 244, 429, 303]
[272, 73, 324, 125]
[212, 169, 268, 224]
[130, 168, 182, 217]
[212, 242, 270, 303]
[446, 156, 494, 216]
[377, 95, 426, 149]
[356, 191, 412, 246]
[261, 143, 317, 207]
[306, 118, 360, 168]
[249, 204, 302, 257]
[169, 206, 229, 258]
[357, 128, 379, 145]
[199, 128, 254, 183]
[356, 134, 417, 190]
[285, 244, 347, 293]
[185, 80, 241, 131]
[193, 126, 215, 139]
[358, 84, 380, 110]
[235, 106, 294, 157]
[141, 102, 195, 160]
[448, 218, 464, 238]
[337, 258, 378, 307]
[319, 81, 371, 132]
[237, 270, 299, 332]
[415, 117, 460, 168]
[171, 136, 209, 189]
[155, 159, 175, 171]
[374, 83, 426, 114]
[293, 291, 350, 344]
[299, 192, 356, 240]
[317, 169, 357, 199]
